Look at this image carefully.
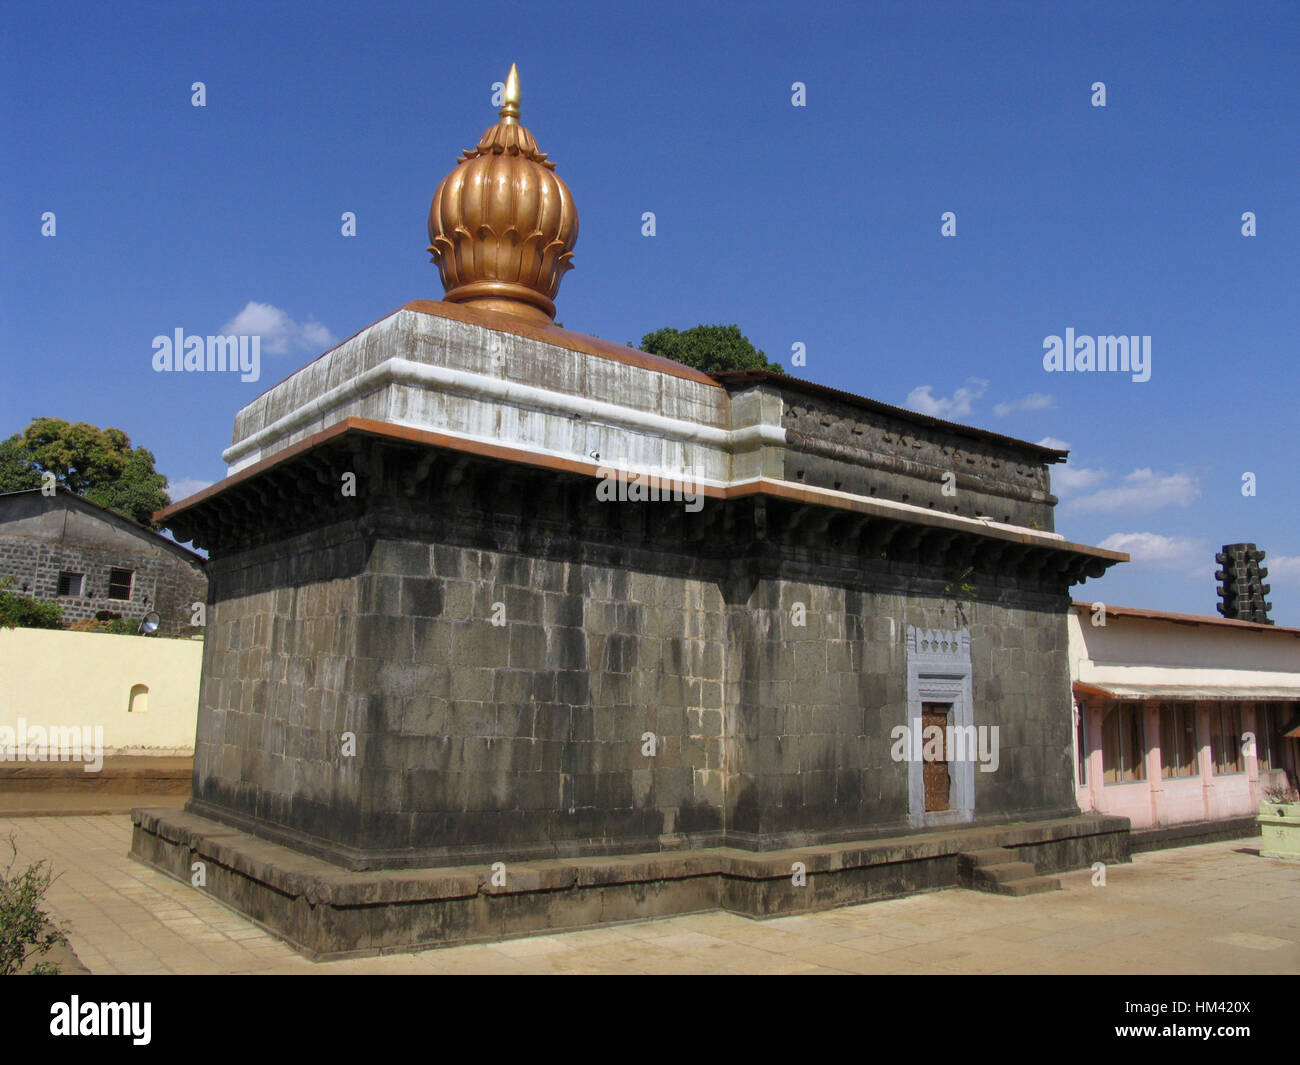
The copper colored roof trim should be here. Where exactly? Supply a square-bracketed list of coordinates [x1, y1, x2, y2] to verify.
[1071, 601, 1300, 637]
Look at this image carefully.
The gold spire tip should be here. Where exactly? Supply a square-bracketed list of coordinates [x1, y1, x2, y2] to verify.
[500, 63, 521, 124]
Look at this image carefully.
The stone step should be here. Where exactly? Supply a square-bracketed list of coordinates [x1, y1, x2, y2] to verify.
[973, 861, 1040, 885]
[957, 849, 1062, 896]
[966, 872, 1061, 896]
[992, 876, 1062, 897]
[959, 848, 1016, 868]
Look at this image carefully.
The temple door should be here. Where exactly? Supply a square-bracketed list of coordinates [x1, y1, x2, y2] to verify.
[922, 702, 952, 812]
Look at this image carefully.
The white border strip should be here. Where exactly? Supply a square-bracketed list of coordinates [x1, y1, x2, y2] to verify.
[223, 356, 786, 467]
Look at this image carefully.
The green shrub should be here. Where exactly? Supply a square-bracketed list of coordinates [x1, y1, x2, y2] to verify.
[0, 835, 70, 975]
[100, 617, 147, 636]
[0, 577, 63, 630]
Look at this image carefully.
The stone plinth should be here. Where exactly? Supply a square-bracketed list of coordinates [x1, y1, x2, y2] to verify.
[159, 420, 1120, 869]
[131, 806, 1131, 959]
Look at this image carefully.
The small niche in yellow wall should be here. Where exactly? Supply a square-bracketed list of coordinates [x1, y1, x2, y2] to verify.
[128, 683, 149, 713]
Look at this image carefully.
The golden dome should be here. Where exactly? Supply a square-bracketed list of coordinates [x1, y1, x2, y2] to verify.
[427, 64, 578, 324]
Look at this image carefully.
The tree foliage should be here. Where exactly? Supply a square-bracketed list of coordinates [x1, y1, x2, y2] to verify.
[638, 324, 784, 375]
[0, 418, 171, 527]
[0, 834, 70, 975]
[0, 577, 63, 630]
[0, 437, 42, 492]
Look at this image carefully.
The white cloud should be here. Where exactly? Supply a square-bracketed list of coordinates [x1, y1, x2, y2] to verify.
[1036, 440, 1111, 496]
[1036, 436, 1071, 452]
[1265, 555, 1300, 584]
[220, 301, 336, 356]
[1053, 464, 1108, 495]
[167, 477, 214, 501]
[1065, 468, 1200, 514]
[1098, 532, 1204, 569]
[298, 320, 335, 349]
[993, 392, 1054, 417]
[904, 377, 988, 419]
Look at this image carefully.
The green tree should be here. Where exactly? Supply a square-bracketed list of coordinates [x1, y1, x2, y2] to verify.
[0, 436, 41, 491]
[638, 324, 785, 374]
[0, 418, 170, 527]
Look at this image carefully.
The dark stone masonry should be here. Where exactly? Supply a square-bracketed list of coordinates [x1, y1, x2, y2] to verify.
[719, 370, 1059, 530]
[158, 365, 1121, 872]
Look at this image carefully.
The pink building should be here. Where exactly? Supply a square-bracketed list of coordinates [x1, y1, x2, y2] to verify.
[1069, 602, 1300, 835]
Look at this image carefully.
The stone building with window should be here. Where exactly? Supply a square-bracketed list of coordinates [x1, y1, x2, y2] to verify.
[1069, 601, 1300, 843]
[0, 487, 207, 637]
[133, 66, 1132, 957]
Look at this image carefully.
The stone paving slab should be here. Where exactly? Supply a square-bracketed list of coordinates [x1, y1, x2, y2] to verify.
[3, 814, 1298, 975]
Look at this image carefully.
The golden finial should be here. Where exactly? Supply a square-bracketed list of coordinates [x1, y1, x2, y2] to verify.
[500, 63, 521, 124]
[428, 63, 578, 323]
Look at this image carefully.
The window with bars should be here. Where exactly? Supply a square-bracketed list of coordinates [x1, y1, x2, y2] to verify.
[1102, 704, 1146, 783]
[107, 568, 134, 600]
[1257, 703, 1275, 772]
[1255, 702, 1292, 773]
[1159, 702, 1200, 779]
[1209, 701, 1244, 775]
[56, 571, 84, 597]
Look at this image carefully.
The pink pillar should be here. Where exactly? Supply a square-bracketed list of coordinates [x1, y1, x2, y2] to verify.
[1085, 703, 1105, 812]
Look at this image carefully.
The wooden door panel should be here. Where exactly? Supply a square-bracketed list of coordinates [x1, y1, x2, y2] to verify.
[922, 702, 951, 812]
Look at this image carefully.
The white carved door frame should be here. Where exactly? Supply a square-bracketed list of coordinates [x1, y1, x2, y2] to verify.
[905, 626, 975, 828]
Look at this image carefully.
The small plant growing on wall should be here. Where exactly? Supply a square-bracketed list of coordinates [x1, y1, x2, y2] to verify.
[0, 835, 70, 975]
[942, 565, 977, 623]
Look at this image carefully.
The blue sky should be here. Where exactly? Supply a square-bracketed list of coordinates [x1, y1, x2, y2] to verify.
[3, 1, 1297, 621]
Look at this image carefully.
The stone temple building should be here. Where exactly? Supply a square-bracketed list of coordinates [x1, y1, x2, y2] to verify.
[134, 66, 1130, 957]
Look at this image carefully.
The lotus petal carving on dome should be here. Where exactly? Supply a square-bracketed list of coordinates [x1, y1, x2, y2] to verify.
[459, 123, 555, 169]
[427, 64, 577, 324]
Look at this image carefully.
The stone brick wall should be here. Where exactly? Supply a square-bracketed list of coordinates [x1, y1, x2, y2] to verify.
[186, 443, 1084, 870]
[0, 494, 207, 638]
[773, 387, 1058, 530]
[195, 531, 365, 844]
[726, 576, 1074, 847]
[192, 518, 733, 865]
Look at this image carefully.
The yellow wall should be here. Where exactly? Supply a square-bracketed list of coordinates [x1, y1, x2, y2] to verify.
[0, 628, 201, 755]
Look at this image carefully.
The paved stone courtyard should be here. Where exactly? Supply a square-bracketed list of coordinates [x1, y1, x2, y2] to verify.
[6, 815, 1298, 974]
